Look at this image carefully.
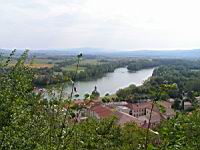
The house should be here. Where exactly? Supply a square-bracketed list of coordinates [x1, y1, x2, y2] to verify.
[87, 104, 113, 119]
[86, 104, 142, 126]
[195, 96, 200, 101]
[126, 102, 152, 117]
[138, 111, 162, 128]
[184, 101, 193, 110]
[105, 101, 128, 107]
[114, 111, 142, 126]
[125, 101, 176, 125]
[168, 98, 175, 105]
[83, 100, 176, 128]
[116, 105, 131, 114]
[157, 101, 175, 119]
[158, 101, 172, 109]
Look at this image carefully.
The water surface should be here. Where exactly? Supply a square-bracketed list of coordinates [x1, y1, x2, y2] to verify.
[65, 67, 154, 98]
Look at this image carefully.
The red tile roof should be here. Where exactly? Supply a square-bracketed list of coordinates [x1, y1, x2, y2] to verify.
[88, 101, 175, 127]
[90, 105, 113, 118]
[114, 111, 141, 126]
[90, 104, 142, 125]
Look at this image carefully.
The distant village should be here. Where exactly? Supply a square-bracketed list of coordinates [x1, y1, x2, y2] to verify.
[73, 98, 178, 128]
[34, 87, 198, 129]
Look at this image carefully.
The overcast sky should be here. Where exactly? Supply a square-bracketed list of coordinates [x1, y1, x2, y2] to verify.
[1, 0, 200, 50]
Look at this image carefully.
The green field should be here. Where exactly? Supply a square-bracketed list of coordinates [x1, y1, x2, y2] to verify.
[5, 57, 109, 70]
[80, 59, 100, 65]
[62, 66, 86, 72]
[61, 59, 106, 72]
[7, 58, 54, 68]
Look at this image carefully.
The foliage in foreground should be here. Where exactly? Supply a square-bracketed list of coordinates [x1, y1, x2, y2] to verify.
[1, 50, 200, 150]
[158, 110, 200, 150]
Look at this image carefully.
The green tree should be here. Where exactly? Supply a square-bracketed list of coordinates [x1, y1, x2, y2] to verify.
[84, 93, 90, 100]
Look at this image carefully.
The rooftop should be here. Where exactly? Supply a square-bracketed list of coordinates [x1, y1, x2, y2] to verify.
[184, 101, 192, 106]
[158, 101, 172, 108]
[126, 102, 152, 110]
[90, 104, 141, 125]
[90, 104, 113, 118]
[117, 105, 130, 110]
[114, 111, 142, 126]
[138, 111, 162, 124]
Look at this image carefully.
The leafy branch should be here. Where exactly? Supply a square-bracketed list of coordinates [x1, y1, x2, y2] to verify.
[56, 53, 82, 150]
[144, 83, 177, 150]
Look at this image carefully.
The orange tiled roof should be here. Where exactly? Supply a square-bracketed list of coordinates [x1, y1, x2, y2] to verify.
[114, 111, 142, 126]
[90, 104, 142, 125]
[90, 105, 113, 118]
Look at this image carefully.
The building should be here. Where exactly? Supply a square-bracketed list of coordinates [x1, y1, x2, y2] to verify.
[86, 103, 143, 126]
[125, 101, 176, 127]
[126, 101, 175, 119]
[87, 104, 113, 119]
[138, 111, 162, 127]
[126, 102, 152, 118]
[114, 111, 142, 126]
[167, 98, 175, 105]
[116, 105, 131, 114]
[80, 99, 176, 128]
[157, 101, 176, 119]
[184, 101, 193, 110]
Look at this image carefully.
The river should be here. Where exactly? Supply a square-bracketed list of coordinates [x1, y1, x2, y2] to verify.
[64, 67, 154, 98]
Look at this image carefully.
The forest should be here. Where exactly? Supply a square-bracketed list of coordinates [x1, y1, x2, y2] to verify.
[1, 50, 200, 150]
[111, 59, 200, 112]
[25, 57, 197, 87]
[3, 50, 195, 88]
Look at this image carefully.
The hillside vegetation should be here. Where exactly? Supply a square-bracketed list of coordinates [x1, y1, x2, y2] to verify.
[1, 50, 200, 150]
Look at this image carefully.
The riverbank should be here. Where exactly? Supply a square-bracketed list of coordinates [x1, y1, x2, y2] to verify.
[64, 67, 154, 98]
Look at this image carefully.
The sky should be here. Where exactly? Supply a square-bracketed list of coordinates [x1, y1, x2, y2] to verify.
[1, 0, 200, 51]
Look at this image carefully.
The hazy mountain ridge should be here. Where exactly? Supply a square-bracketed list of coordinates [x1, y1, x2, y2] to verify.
[1, 48, 200, 59]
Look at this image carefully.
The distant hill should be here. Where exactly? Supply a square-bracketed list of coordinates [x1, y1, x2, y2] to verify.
[1, 48, 200, 59]
[62, 48, 200, 59]
[109, 49, 200, 59]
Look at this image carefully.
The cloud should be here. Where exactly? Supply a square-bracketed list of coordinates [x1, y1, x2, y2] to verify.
[0, 0, 200, 50]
